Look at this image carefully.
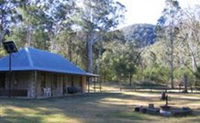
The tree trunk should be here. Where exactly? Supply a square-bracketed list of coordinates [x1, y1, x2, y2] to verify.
[26, 25, 32, 47]
[86, 34, 94, 73]
[129, 73, 132, 86]
[188, 41, 198, 72]
[170, 61, 174, 89]
[0, 8, 6, 45]
[191, 55, 197, 71]
[68, 38, 72, 61]
[0, 30, 6, 45]
[169, 31, 174, 89]
[96, 48, 101, 74]
[183, 73, 188, 93]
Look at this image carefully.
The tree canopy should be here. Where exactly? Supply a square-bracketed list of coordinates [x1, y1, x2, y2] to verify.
[1, 0, 200, 88]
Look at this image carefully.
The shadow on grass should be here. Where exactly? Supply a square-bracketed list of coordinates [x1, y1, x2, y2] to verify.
[128, 90, 200, 94]
[0, 92, 200, 122]
[1, 108, 43, 123]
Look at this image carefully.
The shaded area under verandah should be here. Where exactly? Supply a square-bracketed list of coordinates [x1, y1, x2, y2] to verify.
[87, 74, 102, 93]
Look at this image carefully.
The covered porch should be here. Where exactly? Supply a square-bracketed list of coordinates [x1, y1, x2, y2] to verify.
[0, 47, 98, 98]
[0, 71, 88, 98]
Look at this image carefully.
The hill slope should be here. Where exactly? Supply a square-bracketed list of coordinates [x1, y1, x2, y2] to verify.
[122, 24, 156, 47]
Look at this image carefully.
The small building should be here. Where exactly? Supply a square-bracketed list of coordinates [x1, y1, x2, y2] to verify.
[0, 47, 96, 98]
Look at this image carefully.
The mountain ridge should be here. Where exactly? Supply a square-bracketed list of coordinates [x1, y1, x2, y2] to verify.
[121, 23, 157, 47]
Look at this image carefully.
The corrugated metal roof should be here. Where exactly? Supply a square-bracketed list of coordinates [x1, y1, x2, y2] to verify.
[0, 47, 96, 76]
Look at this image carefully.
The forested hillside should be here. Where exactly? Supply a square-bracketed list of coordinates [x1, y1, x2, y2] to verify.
[122, 24, 156, 47]
[1, 0, 200, 89]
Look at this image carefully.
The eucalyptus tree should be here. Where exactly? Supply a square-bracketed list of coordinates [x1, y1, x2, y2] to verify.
[8, 0, 78, 51]
[20, 2, 52, 49]
[0, 0, 25, 44]
[6, 0, 53, 49]
[175, 6, 200, 87]
[179, 6, 200, 72]
[78, 0, 126, 73]
[156, 0, 182, 88]
[43, 0, 78, 40]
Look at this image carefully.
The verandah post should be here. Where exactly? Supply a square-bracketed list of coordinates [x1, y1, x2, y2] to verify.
[8, 53, 12, 97]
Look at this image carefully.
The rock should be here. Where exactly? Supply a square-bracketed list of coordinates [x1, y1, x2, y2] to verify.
[146, 108, 160, 114]
[160, 109, 172, 117]
[134, 106, 141, 112]
[149, 104, 154, 108]
[140, 107, 147, 113]
[171, 107, 192, 116]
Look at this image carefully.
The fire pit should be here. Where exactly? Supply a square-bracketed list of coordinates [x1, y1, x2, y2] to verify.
[160, 106, 192, 116]
[135, 105, 192, 117]
[134, 93, 192, 117]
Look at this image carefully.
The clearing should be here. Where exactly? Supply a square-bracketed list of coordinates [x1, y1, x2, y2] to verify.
[0, 85, 200, 123]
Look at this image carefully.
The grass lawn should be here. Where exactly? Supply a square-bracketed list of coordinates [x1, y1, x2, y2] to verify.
[1, 86, 200, 123]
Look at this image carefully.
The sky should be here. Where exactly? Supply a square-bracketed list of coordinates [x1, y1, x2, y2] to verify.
[116, 0, 200, 28]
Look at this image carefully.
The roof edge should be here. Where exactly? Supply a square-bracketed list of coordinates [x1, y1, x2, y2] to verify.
[86, 73, 99, 77]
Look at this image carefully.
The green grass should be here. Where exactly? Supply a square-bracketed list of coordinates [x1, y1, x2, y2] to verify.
[1, 87, 200, 123]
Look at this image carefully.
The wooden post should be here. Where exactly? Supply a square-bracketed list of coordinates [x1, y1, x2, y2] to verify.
[34, 71, 37, 98]
[165, 95, 168, 106]
[94, 77, 96, 93]
[63, 74, 65, 95]
[129, 73, 132, 86]
[134, 83, 136, 91]
[50, 73, 52, 97]
[119, 80, 121, 92]
[183, 73, 188, 93]
[88, 77, 90, 93]
[99, 77, 101, 92]
[8, 53, 12, 97]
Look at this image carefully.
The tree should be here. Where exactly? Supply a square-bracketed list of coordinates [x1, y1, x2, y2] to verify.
[6, 1, 53, 49]
[7, 0, 78, 51]
[0, 0, 25, 44]
[177, 6, 200, 87]
[179, 6, 200, 71]
[100, 41, 140, 84]
[156, 0, 182, 88]
[78, 0, 126, 73]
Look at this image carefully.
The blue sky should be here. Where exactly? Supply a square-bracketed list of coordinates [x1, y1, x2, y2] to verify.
[117, 0, 200, 27]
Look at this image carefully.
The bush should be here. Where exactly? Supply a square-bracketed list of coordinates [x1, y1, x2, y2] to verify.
[135, 65, 169, 84]
[137, 80, 167, 88]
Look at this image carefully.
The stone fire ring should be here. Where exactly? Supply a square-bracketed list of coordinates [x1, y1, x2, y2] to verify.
[134, 105, 192, 117]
